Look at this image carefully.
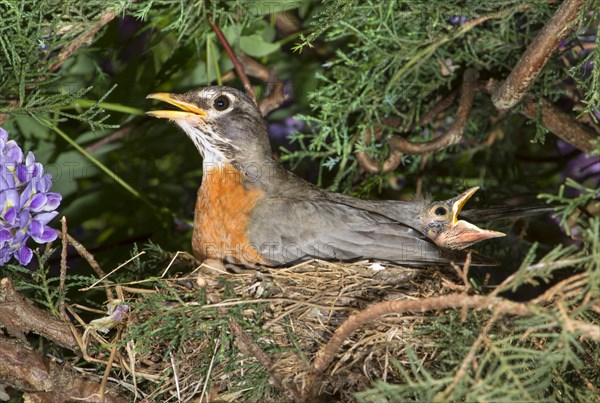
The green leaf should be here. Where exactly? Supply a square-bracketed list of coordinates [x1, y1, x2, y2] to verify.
[239, 34, 280, 57]
[243, 0, 301, 16]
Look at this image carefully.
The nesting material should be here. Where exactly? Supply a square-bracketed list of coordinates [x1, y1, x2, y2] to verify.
[92, 258, 453, 401]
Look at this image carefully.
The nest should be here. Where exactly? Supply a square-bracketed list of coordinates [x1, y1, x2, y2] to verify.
[84, 257, 456, 402]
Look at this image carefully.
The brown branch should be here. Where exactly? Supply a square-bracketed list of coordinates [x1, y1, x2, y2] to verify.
[491, 0, 586, 110]
[238, 53, 290, 116]
[417, 90, 458, 127]
[58, 232, 114, 302]
[228, 320, 302, 401]
[49, 10, 117, 72]
[59, 217, 68, 320]
[85, 121, 141, 154]
[355, 117, 404, 174]
[208, 16, 257, 102]
[0, 277, 78, 351]
[520, 98, 596, 152]
[355, 70, 477, 174]
[388, 68, 478, 154]
[311, 294, 532, 375]
[0, 336, 127, 402]
[274, 11, 302, 37]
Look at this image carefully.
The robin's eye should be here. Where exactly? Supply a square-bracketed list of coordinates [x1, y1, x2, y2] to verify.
[213, 95, 230, 111]
[434, 206, 447, 216]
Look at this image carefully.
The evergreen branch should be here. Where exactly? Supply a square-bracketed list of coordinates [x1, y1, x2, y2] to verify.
[491, 0, 587, 110]
[48, 9, 118, 72]
[437, 309, 502, 400]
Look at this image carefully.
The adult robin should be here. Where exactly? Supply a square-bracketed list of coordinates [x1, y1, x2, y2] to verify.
[147, 86, 505, 267]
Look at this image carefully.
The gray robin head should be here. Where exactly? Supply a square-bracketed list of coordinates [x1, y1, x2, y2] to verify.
[146, 86, 272, 166]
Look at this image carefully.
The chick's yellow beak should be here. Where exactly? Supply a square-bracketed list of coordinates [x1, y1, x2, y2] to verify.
[437, 186, 505, 250]
[451, 187, 479, 225]
[146, 93, 207, 120]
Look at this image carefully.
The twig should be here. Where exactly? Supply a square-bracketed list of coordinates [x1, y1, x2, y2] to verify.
[520, 97, 596, 153]
[387, 68, 478, 154]
[0, 336, 127, 403]
[237, 53, 290, 116]
[49, 10, 117, 72]
[355, 69, 477, 174]
[58, 232, 114, 301]
[450, 251, 472, 291]
[80, 251, 146, 292]
[274, 11, 302, 36]
[415, 154, 429, 197]
[491, 0, 586, 110]
[59, 217, 68, 320]
[417, 91, 457, 127]
[85, 122, 141, 154]
[207, 15, 256, 101]
[99, 333, 120, 403]
[0, 277, 78, 350]
[311, 294, 532, 376]
[228, 320, 302, 401]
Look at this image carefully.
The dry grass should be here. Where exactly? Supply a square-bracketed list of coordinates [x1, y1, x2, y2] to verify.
[76, 257, 459, 401]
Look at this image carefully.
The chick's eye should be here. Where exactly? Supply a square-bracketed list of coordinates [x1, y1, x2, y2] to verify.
[213, 95, 230, 111]
[434, 206, 447, 216]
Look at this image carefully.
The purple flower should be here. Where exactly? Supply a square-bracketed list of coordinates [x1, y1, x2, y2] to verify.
[449, 16, 469, 25]
[0, 127, 61, 266]
[268, 116, 305, 141]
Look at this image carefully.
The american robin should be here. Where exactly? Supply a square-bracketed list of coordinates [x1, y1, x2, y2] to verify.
[147, 86, 505, 267]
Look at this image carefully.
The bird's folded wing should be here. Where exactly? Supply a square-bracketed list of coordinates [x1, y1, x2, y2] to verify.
[247, 197, 460, 266]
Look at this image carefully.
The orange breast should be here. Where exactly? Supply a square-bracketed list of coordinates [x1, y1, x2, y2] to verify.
[191, 163, 266, 266]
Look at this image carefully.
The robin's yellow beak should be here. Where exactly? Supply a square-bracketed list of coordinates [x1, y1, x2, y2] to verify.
[146, 93, 207, 120]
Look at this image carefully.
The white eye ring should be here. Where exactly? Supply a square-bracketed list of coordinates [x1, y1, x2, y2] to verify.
[434, 206, 448, 216]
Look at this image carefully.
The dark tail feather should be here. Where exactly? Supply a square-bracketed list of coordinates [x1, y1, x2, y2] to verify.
[460, 205, 555, 223]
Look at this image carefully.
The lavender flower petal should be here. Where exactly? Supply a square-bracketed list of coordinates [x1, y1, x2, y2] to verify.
[15, 245, 33, 265]
[31, 226, 58, 243]
[0, 229, 11, 242]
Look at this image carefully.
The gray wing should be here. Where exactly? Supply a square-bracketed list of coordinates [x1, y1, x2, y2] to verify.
[248, 197, 455, 266]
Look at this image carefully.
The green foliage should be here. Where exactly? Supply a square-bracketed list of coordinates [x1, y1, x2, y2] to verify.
[284, 0, 599, 194]
[0, 0, 129, 129]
